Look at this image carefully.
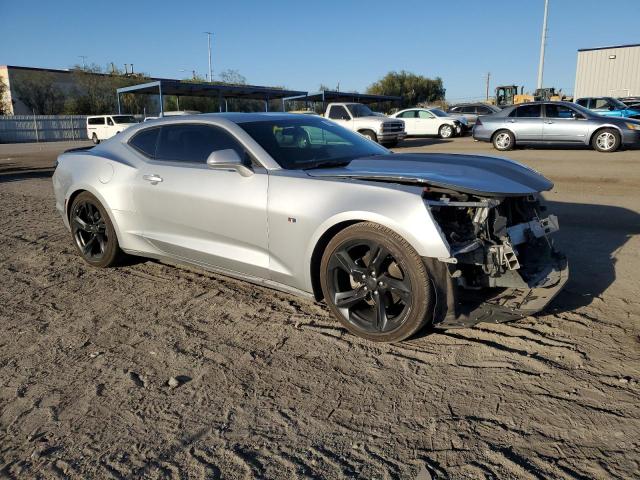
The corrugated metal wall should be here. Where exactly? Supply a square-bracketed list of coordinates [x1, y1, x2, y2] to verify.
[574, 46, 640, 99]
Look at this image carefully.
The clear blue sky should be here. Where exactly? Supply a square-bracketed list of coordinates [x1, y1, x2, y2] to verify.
[2, 0, 639, 101]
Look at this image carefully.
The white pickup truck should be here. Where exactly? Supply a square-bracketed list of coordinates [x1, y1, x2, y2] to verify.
[324, 102, 406, 146]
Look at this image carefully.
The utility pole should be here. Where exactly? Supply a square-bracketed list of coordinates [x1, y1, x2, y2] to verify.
[79, 55, 87, 70]
[537, 0, 549, 90]
[205, 32, 213, 82]
[485, 72, 491, 101]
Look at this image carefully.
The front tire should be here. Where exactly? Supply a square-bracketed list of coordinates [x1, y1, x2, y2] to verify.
[91, 133, 100, 144]
[320, 222, 434, 342]
[69, 192, 123, 267]
[492, 129, 515, 151]
[360, 130, 378, 143]
[439, 124, 454, 139]
[592, 128, 620, 152]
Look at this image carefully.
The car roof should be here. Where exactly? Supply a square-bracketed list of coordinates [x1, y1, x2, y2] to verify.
[140, 112, 309, 125]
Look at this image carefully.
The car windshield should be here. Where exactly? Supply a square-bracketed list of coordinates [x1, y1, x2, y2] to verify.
[239, 117, 388, 170]
[346, 104, 375, 118]
[429, 109, 449, 117]
[112, 115, 138, 124]
[607, 98, 628, 109]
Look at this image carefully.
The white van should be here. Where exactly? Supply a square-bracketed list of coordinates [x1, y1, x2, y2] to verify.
[86, 115, 139, 144]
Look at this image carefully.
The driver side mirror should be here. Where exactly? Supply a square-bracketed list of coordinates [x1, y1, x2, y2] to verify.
[206, 149, 253, 177]
[608, 105, 616, 111]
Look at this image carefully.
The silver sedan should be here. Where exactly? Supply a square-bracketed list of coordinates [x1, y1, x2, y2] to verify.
[53, 113, 568, 342]
[473, 101, 640, 152]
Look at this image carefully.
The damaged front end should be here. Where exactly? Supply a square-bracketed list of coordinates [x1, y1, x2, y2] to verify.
[425, 188, 568, 328]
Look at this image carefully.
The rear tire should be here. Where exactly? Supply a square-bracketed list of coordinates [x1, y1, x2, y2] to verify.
[92, 133, 100, 145]
[591, 128, 620, 152]
[69, 192, 123, 267]
[492, 129, 515, 151]
[320, 222, 434, 342]
[439, 124, 454, 139]
[360, 130, 378, 143]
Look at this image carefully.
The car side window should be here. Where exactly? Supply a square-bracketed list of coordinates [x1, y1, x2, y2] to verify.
[329, 106, 350, 120]
[514, 104, 542, 118]
[477, 106, 490, 114]
[593, 98, 609, 109]
[129, 127, 160, 158]
[88, 117, 105, 125]
[462, 106, 475, 114]
[576, 99, 588, 108]
[398, 111, 416, 118]
[418, 110, 434, 119]
[107, 117, 114, 126]
[546, 104, 579, 119]
[155, 124, 245, 164]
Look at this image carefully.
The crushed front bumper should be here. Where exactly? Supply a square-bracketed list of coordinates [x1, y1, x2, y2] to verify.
[430, 254, 569, 329]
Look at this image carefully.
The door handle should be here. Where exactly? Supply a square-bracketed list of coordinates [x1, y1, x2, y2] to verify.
[545, 121, 554, 124]
[143, 174, 163, 183]
[507, 119, 516, 123]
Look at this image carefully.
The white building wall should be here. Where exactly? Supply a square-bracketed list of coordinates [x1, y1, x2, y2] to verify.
[574, 45, 640, 99]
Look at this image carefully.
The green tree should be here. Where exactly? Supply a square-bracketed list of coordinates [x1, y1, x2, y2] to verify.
[218, 69, 246, 85]
[0, 79, 10, 115]
[64, 63, 154, 115]
[366, 71, 446, 109]
[13, 71, 66, 114]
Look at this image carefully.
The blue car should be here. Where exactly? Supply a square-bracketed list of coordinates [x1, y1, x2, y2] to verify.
[575, 97, 640, 119]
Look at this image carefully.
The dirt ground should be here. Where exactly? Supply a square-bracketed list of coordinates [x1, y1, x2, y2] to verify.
[0, 137, 639, 479]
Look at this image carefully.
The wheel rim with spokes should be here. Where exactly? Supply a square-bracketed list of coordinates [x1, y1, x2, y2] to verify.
[71, 201, 108, 261]
[441, 125, 453, 137]
[327, 240, 412, 334]
[596, 132, 616, 151]
[495, 132, 511, 149]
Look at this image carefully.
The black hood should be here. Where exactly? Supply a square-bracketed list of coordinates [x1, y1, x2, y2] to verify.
[305, 153, 553, 197]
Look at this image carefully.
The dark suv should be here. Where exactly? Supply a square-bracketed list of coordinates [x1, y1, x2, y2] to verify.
[447, 103, 501, 126]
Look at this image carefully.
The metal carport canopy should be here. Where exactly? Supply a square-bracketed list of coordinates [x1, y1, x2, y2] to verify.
[116, 80, 307, 114]
[283, 90, 402, 105]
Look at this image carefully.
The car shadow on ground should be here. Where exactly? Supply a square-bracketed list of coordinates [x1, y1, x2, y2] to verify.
[413, 200, 640, 339]
[544, 200, 640, 313]
[395, 138, 455, 149]
[0, 162, 55, 183]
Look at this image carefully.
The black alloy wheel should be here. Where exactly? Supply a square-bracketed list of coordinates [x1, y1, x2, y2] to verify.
[320, 223, 433, 342]
[69, 192, 122, 267]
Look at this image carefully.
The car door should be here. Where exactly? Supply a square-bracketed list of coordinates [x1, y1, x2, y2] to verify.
[327, 105, 353, 129]
[542, 103, 589, 143]
[506, 104, 543, 141]
[131, 123, 270, 279]
[415, 110, 438, 135]
[462, 106, 478, 125]
[396, 110, 417, 134]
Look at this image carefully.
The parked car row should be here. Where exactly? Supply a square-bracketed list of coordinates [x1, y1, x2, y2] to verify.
[473, 101, 640, 152]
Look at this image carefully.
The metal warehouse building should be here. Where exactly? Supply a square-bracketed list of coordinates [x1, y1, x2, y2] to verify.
[574, 44, 640, 99]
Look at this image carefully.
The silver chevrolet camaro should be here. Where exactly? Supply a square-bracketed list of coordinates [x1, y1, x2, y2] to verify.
[53, 113, 568, 342]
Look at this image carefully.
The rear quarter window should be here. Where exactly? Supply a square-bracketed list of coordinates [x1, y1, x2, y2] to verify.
[129, 127, 160, 158]
[88, 117, 105, 125]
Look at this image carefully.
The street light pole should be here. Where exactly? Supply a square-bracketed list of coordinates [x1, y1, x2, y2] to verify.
[537, 0, 549, 90]
[79, 55, 87, 70]
[205, 32, 213, 82]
